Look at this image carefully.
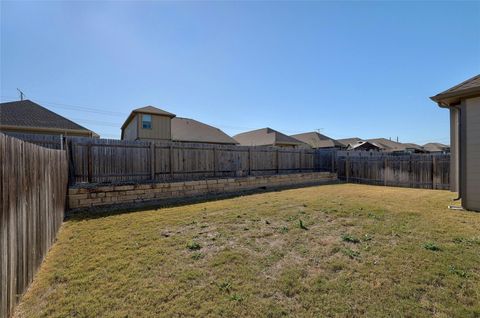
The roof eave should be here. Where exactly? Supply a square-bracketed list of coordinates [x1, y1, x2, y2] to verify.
[430, 86, 480, 107]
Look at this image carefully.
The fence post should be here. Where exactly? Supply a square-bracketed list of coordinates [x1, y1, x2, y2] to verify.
[150, 142, 155, 180]
[87, 143, 93, 183]
[248, 147, 252, 176]
[346, 152, 350, 182]
[169, 144, 174, 180]
[331, 150, 336, 173]
[300, 150, 303, 173]
[432, 155, 436, 189]
[384, 156, 388, 186]
[276, 149, 279, 174]
[213, 147, 217, 177]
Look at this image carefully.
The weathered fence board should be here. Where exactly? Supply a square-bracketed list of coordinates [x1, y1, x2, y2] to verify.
[66, 139, 317, 184]
[0, 133, 68, 318]
[9, 134, 450, 190]
[334, 151, 450, 190]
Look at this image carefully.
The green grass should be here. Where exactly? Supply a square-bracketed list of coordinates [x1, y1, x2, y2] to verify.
[14, 184, 480, 317]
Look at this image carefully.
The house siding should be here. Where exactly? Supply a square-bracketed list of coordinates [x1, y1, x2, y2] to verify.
[138, 114, 171, 140]
[122, 116, 138, 140]
[464, 96, 480, 211]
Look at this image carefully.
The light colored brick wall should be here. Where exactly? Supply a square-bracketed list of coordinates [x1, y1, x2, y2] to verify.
[68, 172, 337, 210]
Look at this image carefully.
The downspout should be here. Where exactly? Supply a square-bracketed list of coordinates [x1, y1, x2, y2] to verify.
[443, 102, 461, 201]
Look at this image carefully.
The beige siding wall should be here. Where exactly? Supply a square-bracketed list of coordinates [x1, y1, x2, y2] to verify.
[122, 116, 138, 140]
[138, 114, 171, 140]
[449, 108, 459, 192]
[464, 96, 480, 211]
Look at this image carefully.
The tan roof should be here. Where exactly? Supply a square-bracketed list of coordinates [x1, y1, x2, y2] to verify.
[347, 141, 381, 151]
[291, 132, 343, 149]
[336, 137, 361, 147]
[423, 142, 450, 152]
[233, 128, 305, 147]
[367, 138, 406, 152]
[121, 105, 176, 130]
[172, 117, 238, 145]
[430, 74, 480, 106]
[402, 143, 426, 152]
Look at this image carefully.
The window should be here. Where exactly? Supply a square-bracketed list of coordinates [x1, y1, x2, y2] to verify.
[142, 114, 152, 129]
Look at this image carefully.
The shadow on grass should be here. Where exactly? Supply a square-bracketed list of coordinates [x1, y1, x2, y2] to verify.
[66, 180, 342, 222]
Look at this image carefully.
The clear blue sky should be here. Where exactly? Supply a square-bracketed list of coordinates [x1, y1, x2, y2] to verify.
[1, 1, 479, 144]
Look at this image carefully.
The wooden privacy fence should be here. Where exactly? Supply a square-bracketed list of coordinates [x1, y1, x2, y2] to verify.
[68, 139, 318, 184]
[316, 150, 450, 190]
[0, 133, 68, 318]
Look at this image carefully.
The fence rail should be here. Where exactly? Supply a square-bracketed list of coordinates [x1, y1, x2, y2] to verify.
[0, 133, 68, 318]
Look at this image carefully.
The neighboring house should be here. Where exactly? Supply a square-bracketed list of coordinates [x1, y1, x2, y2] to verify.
[233, 128, 307, 148]
[290, 131, 343, 149]
[431, 73, 480, 211]
[346, 140, 382, 151]
[171, 117, 238, 145]
[121, 106, 236, 145]
[423, 142, 450, 153]
[0, 99, 98, 137]
[337, 137, 362, 148]
[402, 143, 427, 153]
[367, 138, 407, 153]
[121, 106, 176, 141]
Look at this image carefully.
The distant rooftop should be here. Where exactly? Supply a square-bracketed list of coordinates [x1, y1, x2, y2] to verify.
[291, 132, 343, 149]
[0, 99, 97, 135]
[234, 128, 305, 147]
[172, 117, 238, 145]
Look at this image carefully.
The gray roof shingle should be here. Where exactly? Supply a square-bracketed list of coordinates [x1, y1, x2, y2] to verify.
[0, 99, 94, 132]
[431, 74, 480, 106]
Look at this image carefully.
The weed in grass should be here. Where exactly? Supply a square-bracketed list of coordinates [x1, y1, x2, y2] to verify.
[200, 224, 208, 228]
[287, 215, 299, 222]
[278, 226, 289, 234]
[186, 241, 202, 251]
[423, 242, 441, 251]
[299, 219, 309, 230]
[229, 294, 243, 302]
[448, 265, 468, 278]
[363, 234, 373, 241]
[191, 252, 204, 260]
[367, 212, 381, 220]
[219, 281, 232, 293]
[342, 248, 360, 259]
[341, 234, 360, 244]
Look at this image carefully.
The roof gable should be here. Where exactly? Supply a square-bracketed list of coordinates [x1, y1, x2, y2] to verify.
[367, 138, 406, 151]
[233, 128, 305, 146]
[121, 105, 176, 130]
[291, 132, 343, 148]
[0, 99, 94, 133]
[336, 137, 361, 147]
[132, 106, 176, 117]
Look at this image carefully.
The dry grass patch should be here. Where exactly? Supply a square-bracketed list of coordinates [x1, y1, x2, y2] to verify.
[14, 184, 480, 317]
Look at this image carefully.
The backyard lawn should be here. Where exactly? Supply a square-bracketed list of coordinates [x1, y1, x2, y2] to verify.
[14, 184, 480, 318]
